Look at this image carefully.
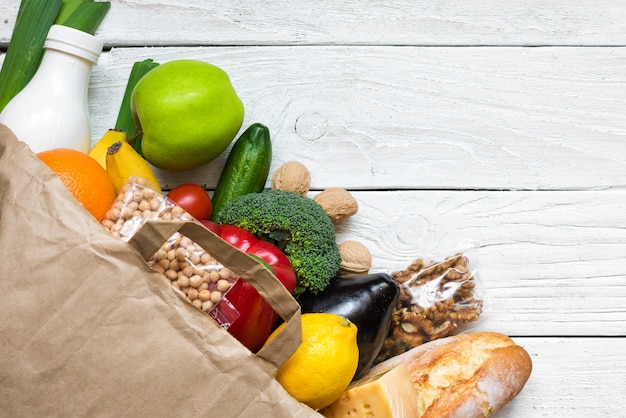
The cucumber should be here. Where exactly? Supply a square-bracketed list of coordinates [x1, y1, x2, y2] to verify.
[210, 123, 272, 221]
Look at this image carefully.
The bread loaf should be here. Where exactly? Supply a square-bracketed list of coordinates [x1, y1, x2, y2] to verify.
[320, 332, 532, 418]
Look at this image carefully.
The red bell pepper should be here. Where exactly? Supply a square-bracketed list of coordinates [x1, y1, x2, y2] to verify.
[202, 220, 297, 353]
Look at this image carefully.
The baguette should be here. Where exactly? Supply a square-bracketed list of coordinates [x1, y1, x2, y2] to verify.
[320, 332, 532, 418]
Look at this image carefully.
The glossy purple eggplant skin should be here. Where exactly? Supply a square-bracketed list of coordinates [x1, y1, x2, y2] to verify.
[296, 273, 400, 379]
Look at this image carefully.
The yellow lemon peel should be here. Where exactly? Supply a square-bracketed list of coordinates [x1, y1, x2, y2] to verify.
[266, 312, 359, 410]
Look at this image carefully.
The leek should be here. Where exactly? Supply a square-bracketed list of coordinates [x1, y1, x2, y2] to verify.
[115, 59, 160, 154]
[0, 0, 111, 112]
[55, 0, 84, 24]
[0, 0, 63, 112]
[56, 0, 111, 35]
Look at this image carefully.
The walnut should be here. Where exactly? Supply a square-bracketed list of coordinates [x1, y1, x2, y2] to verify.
[337, 240, 372, 277]
[271, 161, 311, 195]
[313, 187, 358, 223]
[374, 252, 484, 364]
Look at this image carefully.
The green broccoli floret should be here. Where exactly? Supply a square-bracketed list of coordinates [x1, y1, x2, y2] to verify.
[215, 189, 341, 296]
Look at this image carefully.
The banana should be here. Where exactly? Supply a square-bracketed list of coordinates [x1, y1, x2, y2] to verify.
[106, 140, 162, 195]
[88, 128, 128, 169]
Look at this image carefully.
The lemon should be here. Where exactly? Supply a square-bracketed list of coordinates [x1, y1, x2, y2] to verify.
[266, 312, 359, 410]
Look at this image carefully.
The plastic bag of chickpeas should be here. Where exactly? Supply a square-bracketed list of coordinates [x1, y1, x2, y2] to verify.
[101, 177, 240, 328]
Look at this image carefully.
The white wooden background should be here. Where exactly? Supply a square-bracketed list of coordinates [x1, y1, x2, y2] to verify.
[2, 1, 626, 416]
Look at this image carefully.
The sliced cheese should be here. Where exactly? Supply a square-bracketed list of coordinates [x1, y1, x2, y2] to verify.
[320, 363, 418, 418]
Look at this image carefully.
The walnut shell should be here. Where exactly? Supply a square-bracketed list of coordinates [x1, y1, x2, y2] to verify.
[271, 161, 311, 195]
[337, 240, 372, 277]
[313, 187, 358, 223]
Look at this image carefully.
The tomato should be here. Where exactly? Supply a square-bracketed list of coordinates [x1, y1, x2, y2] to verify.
[167, 183, 213, 220]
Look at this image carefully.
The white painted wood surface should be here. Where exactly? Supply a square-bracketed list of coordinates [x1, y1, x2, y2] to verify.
[3, 1, 626, 46]
[87, 45, 626, 191]
[2, 1, 625, 416]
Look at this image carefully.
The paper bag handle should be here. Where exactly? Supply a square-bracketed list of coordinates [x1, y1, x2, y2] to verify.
[127, 219, 302, 369]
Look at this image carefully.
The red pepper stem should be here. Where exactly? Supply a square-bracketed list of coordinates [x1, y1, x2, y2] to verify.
[249, 254, 275, 275]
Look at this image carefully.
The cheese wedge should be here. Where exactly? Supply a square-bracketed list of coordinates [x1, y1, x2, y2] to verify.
[320, 332, 532, 418]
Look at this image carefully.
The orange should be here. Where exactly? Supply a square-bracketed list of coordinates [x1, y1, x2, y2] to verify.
[37, 148, 117, 221]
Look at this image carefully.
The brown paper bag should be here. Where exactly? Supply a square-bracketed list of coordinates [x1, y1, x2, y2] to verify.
[0, 124, 320, 417]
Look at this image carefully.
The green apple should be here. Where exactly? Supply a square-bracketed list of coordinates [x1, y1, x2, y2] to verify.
[131, 59, 244, 171]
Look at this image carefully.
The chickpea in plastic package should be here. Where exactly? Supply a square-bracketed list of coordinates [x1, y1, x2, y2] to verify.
[375, 242, 490, 364]
[101, 177, 241, 328]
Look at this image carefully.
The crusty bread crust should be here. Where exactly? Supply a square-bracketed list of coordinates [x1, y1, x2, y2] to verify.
[363, 332, 533, 417]
[420, 333, 532, 418]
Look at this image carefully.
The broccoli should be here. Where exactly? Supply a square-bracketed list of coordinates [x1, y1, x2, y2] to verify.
[215, 189, 341, 296]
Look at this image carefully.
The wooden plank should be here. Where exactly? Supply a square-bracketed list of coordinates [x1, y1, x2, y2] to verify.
[2, 1, 626, 46]
[494, 337, 626, 417]
[334, 190, 626, 336]
[78, 46, 626, 191]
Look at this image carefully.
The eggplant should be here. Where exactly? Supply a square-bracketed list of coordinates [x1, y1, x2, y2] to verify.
[296, 273, 400, 379]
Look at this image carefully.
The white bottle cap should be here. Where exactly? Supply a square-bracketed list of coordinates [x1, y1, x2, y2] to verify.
[44, 25, 104, 64]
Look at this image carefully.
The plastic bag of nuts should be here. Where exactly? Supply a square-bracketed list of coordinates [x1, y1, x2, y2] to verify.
[101, 177, 241, 328]
[375, 243, 488, 363]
